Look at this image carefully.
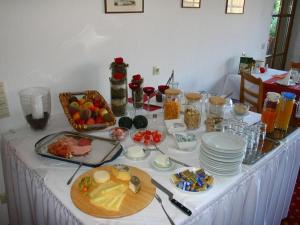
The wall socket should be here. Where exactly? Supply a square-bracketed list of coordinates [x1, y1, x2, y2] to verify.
[0, 193, 7, 204]
[152, 66, 160, 75]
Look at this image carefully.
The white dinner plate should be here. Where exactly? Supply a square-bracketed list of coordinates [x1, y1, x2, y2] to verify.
[201, 145, 244, 162]
[201, 132, 246, 152]
[199, 151, 242, 169]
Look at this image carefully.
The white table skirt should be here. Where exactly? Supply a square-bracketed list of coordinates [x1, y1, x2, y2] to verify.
[1, 114, 299, 225]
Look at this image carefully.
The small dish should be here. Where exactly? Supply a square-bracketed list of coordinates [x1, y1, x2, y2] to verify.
[170, 167, 213, 194]
[173, 132, 197, 150]
[164, 119, 186, 134]
[233, 103, 249, 116]
[130, 128, 165, 146]
[109, 127, 129, 141]
[151, 158, 175, 171]
[123, 145, 150, 161]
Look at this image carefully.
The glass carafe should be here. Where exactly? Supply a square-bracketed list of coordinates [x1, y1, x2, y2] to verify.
[273, 92, 296, 139]
[261, 92, 280, 135]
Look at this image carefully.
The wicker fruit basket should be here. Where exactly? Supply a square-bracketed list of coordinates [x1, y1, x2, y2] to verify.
[59, 90, 116, 131]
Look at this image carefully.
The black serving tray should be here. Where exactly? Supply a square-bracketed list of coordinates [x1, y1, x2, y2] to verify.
[35, 131, 123, 167]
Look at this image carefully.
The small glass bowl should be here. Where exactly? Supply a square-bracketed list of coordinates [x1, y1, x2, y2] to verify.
[109, 127, 129, 141]
[233, 103, 250, 116]
[130, 128, 166, 146]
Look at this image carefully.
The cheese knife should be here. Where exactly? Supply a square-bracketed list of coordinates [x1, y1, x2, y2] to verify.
[151, 178, 192, 216]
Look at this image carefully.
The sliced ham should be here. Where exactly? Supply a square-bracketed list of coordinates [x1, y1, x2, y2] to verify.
[71, 145, 92, 156]
[48, 136, 92, 158]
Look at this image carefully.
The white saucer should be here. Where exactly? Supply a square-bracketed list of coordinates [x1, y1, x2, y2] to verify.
[151, 160, 175, 171]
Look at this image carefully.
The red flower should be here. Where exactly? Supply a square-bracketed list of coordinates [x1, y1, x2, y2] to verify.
[113, 73, 125, 80]
[129, 82, 139, 90]
[114, 57, 124, 64]
[132, 74, 142, 81]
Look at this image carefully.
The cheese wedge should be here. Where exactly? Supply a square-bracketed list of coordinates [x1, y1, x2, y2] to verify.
[93, 170, 110, 183]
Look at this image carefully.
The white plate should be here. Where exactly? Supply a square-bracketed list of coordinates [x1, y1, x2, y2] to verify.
[170, 167, 213, 194]
[199, 159, 241, 176]
[123, 147, 150, 161]
[201, 146, 244, 162]
[275, 80, 296, 86]
[201, 144, 244, 159]
[199, 151, 242, 169]
[151, 160, 176, 171]
[201, 132, 245, 151]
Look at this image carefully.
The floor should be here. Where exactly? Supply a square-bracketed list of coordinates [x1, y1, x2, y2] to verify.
[281, 171, 300, 224]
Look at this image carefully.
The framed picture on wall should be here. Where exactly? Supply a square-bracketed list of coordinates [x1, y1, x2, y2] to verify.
[226, 0, 245, 14]
[105, 0, 144, 13]
[182, 0, 201, 8]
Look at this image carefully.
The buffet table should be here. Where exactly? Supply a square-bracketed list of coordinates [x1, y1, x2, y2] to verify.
[1, 113, 300, 225]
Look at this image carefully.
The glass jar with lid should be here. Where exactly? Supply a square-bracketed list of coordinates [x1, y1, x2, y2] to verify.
[261, 92, 281, 134]
[184, 92, 202, 129]
[208, 96, 226, 119]
[164, 88, 181, 120]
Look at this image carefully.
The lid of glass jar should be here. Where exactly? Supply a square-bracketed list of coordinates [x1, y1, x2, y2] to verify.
[209, 96, 226, 105]
[185, 92, 202, 101]
[165, 88, 181, 96]
[266, 92, 281, 102]
[282, 92, 296, 100]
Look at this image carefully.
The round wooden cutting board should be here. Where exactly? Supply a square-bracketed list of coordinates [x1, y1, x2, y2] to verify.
[70, 165, 156, 218]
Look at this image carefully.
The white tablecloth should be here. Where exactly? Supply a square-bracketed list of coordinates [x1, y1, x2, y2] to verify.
[222, 68, 287, 100]
[1, 113, 300, 225]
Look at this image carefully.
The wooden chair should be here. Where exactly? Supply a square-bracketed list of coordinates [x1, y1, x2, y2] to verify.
[240, 72, 263, 113]
[291, 61, 300, 69]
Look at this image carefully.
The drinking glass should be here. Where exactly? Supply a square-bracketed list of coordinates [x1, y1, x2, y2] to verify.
[129, 82, 140, 116]
[143, 86, 155, 112]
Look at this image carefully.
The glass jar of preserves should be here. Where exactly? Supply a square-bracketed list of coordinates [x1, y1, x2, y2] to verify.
[261, 92, 280, 134]
[208, 96, 226, 119]
[184, 92, 202, 129]
[164, 88, 181, 120]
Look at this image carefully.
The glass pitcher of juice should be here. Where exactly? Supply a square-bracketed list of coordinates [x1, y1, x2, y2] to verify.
[273, 92, 296, 139]
[261, 92, 281, 134]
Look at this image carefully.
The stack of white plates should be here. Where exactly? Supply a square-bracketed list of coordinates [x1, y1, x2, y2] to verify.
[199, 132, 246, 176]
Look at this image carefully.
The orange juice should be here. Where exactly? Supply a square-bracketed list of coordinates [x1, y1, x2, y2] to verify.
[274, 92, 296, 138]
[261, 109, 277, 133]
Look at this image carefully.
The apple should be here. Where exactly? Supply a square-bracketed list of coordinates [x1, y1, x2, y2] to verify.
[260, 67, 266, 73]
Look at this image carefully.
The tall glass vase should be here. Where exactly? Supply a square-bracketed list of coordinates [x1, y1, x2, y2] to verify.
[110, 77, 127, 117]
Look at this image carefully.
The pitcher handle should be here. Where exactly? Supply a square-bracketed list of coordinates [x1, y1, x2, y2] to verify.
[295, 101, 300, 118]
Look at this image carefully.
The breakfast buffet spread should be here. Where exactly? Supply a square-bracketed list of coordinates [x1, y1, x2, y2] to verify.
[19, 57, 299, 224]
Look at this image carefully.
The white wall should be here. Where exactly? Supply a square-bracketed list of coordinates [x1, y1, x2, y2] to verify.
[287, 0, 300, 66]
[0, 0, 274, 224]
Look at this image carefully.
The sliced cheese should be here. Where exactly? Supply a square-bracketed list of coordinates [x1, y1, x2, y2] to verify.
[89, 181, 116, 198]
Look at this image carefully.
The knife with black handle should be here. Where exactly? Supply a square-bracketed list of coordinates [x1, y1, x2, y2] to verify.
[151, 178, 192, 216]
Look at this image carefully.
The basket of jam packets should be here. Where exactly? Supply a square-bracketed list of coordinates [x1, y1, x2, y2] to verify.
[170, 167, 214, 193]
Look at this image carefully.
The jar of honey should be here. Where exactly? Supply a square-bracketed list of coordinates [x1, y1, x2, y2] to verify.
[273, 92, 296, 139]
[164, 88, 181, 120]
[261, 92, 280, 134]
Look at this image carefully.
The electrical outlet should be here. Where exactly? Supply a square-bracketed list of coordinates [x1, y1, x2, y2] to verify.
[152, 66, 160, 76]
[0, 193, 7, 204]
